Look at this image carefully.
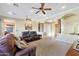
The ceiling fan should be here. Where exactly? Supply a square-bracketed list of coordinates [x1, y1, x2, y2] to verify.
[32, 3, 52, 14]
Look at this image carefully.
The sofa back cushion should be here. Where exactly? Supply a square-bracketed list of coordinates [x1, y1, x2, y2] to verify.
[22, 31, 30, 38]
[30, 31, 37, 36]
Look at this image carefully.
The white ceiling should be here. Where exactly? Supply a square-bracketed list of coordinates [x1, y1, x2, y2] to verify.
[0, 3, 79, 21]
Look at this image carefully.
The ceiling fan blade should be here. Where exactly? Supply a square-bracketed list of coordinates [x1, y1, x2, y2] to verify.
[42, 11, 45, 14]
[32, 7, 39, 9]
[41, 3, 45, 9]
[35, 11, 40, 14]
[44, 8, 52, 10]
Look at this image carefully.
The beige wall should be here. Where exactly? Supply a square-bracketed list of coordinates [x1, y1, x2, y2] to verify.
[32, 21, 38, 32]
[15, 19, 25, 36]
[61, 15, 78, 34]
[0, 17, 39, 36]
[0, 17, 56, 37]
[52, 22, 55, 37]
[15, 20, 39, 36]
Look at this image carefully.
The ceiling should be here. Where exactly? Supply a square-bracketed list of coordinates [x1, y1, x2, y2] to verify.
[0, 3, 79, 21]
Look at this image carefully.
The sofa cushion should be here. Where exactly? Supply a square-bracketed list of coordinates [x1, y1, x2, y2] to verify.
[30, 31, 37, 36]
[22, 31, 30, 38]
[0, 34, 16, 56]
[15, 40, 28, 49]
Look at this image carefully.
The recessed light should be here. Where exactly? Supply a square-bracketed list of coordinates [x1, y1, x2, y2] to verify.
[62, 6, 66, 9]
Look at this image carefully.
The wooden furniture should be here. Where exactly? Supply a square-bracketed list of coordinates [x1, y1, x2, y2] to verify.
[66, 42, 79, 56]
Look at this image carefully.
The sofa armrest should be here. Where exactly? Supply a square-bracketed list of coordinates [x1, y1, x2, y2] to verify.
[15, 46, 36, 56]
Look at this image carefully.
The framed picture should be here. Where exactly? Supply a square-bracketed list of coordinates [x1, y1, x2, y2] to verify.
[25, 24, 32, 30]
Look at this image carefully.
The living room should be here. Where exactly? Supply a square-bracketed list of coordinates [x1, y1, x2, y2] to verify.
[0, 3, 79, 56]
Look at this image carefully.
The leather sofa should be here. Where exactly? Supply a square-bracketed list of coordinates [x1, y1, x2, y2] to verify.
[22, 31, 42, 42]
[0, 33, 36, 56]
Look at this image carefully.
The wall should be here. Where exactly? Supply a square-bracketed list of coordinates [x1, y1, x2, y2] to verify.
[76, 14, 79, 33]
[32, 21, 38, 32]
[15, 19, 25, 36]
[52, 22, 55, 37]
[56, 15, 79, 43]
[0, 18, 6, 35]
[10, 19, 39, 36]
[0, 17, 39, 36]
[61, 16, 78, 34]
[0, 17, 56, 37]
